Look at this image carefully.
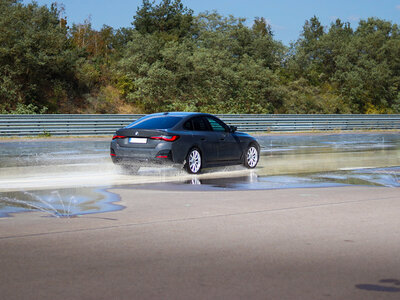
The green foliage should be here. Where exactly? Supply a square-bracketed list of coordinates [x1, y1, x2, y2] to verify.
[1, 103, 48, 114]
[282, 80, 351, 114]
[118, 12, 285, 113]
[133, 0, 194, 41]
[37, 130, 52, 137]
[83, 86, 119, 113]
[289, 16, 400, 113]
[0, 0, 80, 113]
[1, 0, 399, 115]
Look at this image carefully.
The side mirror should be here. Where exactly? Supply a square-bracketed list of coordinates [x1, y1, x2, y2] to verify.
[229, 125, 237, 133]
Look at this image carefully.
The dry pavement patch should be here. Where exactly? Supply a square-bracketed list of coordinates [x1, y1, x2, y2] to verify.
[1, 186, 400, 299]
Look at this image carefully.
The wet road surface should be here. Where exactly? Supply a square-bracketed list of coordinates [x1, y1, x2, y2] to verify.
[0, 133, 399, 217]
[1, 133, 400, 299]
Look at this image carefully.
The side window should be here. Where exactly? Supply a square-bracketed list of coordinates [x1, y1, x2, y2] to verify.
[206, 117, 227, 132]
[192, 117, 209, 131]
[183, 120, 193, 130]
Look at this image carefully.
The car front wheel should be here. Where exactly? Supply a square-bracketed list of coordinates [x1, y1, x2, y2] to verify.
[244, 145, 259, 169]
[185, 148, 202, 174]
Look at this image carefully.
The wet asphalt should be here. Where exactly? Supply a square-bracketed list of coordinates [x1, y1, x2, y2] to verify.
[1, 133, 399, 216]
[0, 133, 400, 299]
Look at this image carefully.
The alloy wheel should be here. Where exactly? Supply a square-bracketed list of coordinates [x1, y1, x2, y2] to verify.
[246, 146, 258, 168]
[188, 149, 201, 173]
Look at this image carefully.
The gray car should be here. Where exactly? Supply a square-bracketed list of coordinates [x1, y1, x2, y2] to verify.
[110, 112, 260, 174]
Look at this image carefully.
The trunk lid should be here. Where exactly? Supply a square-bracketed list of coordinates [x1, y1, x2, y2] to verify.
[114, 129, 168, 149]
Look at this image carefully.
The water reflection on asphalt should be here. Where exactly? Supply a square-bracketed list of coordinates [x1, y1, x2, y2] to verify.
[0, 133, 399, 217]
[0, 188, 123, 218]
[130, 167, 400, 191]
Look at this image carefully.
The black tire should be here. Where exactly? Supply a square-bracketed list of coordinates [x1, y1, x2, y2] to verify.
[185, 148, 202, 174]
[243, 144, 259, 169]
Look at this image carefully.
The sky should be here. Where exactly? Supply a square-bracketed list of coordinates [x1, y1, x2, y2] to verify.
[22, 0, 400, 45]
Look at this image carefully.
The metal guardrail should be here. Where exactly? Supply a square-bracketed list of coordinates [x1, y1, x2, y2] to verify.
[0, 114, 399, 136]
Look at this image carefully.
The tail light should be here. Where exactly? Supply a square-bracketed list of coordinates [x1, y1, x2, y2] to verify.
[150, 135, 180, 142]
[112, 135, 126, 140]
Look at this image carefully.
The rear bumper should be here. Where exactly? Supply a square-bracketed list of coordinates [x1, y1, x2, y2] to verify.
[110, 141, 174, 165]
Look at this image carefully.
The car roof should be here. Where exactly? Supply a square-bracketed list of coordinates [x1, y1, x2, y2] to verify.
[146, 112, 212, 117]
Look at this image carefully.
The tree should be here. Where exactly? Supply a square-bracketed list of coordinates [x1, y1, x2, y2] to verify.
[252, 17, 273, 37]
[0, 0, 80, 112]
[287, 16, 400, 113]
[331, 18, 400, 112]
[118, 12, 285, 113]
[133, 0, 194, 41]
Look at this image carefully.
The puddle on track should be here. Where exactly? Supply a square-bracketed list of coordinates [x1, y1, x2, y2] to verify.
[128, 166, 400, 191]
[0, 133, 399, 217]
[0, 187, 123, 218]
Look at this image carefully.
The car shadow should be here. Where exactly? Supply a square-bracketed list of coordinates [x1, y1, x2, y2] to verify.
[355, 279, 400, 293]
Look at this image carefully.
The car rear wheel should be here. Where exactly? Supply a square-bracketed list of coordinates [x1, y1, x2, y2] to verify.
[244, 145, 259, 169]
[185, 148, 202, 174]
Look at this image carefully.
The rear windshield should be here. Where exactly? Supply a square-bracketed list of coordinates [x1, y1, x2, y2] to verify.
[127, 116, 182, 129]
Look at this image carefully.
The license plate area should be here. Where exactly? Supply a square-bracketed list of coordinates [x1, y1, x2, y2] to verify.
[129, 138, 147, 144]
